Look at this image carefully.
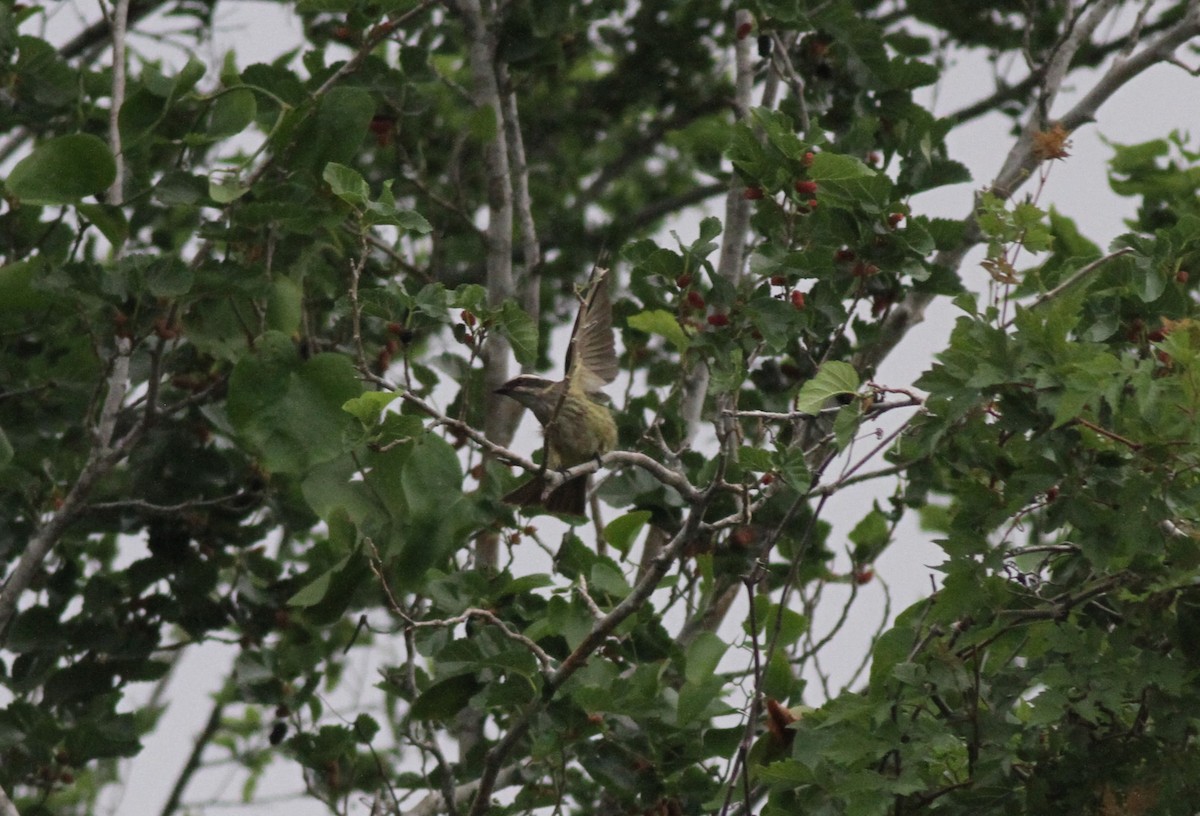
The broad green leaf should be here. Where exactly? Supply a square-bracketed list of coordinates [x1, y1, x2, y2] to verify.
[76, 203, 128, 249]
[343, 391, 400, 426]
[208, 87, 257, 137]
[849, 507, 890, 563]
[227, 331, 362, 473]
[677, 675, 728, 724]
[144, 256, 193, 297]
[323, 162, 369, 207]
[267, 276, 304, 333]
[627, 309, 690, 351]
[808, 152, 891, 207]
[289, 87, 375, 174]
[209, 172, 250, 203]
[411, 675, 484, 721]
[0, 260, 55, 314]
[684, 631, 728, 685]
[7, 134, 116, 204]
[590, 561, 631, 599]
[795, 361, 860, 415]
[288, 548, 372, 624]
[498, 300, 538, 366]
[603, 510, 651, 554]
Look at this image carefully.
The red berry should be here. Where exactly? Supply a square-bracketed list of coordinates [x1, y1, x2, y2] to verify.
[736, 21, 753, 40]
[1177, 269, 1190, 284]
[802, 151, 815, 167]
[386, 321, 404, 335]
[1147, 328, 1167, 342]
[369, 115, 394, 147]
[887, 212, 905, 227]
[332, 25, 353, 41]
[852, 261, 880, 278]
[794, 179, 818, 195]
[835, 248, 856, 262]
[806, 199, 818, 209]
[686, 290, 706, 310]
[867, 151, 881, 165]
[770, 275, 786, 286]
[743, 186, 765, 200]
[460, 309, 476, 327]
[675, 273, 693, 288]
[854, 569, 874, 585]
[707, 313, 730, 327]
[760, 473, 775, 485]
[790, 290, 806, 310]
[1045, 486, 1059, 502]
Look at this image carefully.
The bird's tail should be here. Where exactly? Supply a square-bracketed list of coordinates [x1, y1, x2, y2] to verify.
[503, 474, 588, 517]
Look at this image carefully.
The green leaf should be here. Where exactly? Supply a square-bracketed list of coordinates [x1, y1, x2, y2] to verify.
[849, 506, 890, 563]
[77, 203, 128, 249]
[795, 361, 860, 415]
[498, 300, 538, 366]
[209, 172, 250, 203]
[603, 510, 652, 554]
[289, 87, 375, 175]
[411, 675, 483, 721]
[808, 152, 891, 207]
[7, 134, 116, 204]
[0, 259, 55, 314]
[590, 561, 631, 599]
[684, 631, 728, 685]
[323, 162, 369, 207]
[208, 87, 257, 137]
[627, 309, 690, 351]
[343, 392, 400, 426]
[144, 256, 193, 297]
[227, 331, 362, 473]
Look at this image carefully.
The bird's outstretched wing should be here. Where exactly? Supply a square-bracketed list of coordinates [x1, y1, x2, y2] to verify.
[564, 266, 618, 394]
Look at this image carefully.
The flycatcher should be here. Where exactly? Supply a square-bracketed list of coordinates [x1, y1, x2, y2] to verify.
[496, 268, 619, 515]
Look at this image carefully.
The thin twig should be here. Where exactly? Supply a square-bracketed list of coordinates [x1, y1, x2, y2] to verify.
[107, 0, 131, 205]
[466, 488, 716, 816]
[0, 338, 135, 640]
[1001, 247, 1133, 328]
[158, 699, 226, 816]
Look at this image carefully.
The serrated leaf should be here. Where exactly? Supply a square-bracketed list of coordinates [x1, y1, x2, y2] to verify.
[795, 361, 860, 415]
[808, 152, 891, 207]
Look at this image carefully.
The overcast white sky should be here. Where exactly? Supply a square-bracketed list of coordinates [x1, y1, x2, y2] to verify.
[27, 2, 1200, 813]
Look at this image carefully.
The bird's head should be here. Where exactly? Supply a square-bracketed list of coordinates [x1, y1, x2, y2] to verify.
[496, 375, 562, 424]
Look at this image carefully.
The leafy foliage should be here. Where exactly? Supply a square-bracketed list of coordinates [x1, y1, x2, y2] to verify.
[2, 1, 1200, 815]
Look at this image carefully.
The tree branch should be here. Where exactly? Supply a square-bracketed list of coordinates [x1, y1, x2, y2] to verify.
[107, 0, 131, 205]
[0, 338, 134, 641]
[466, 488, 715, 816]
[0, 784, 19, 816]
[855, 4, 1200, 376]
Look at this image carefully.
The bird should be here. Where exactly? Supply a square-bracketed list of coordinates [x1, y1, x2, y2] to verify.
[495, 268, 619, 516]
